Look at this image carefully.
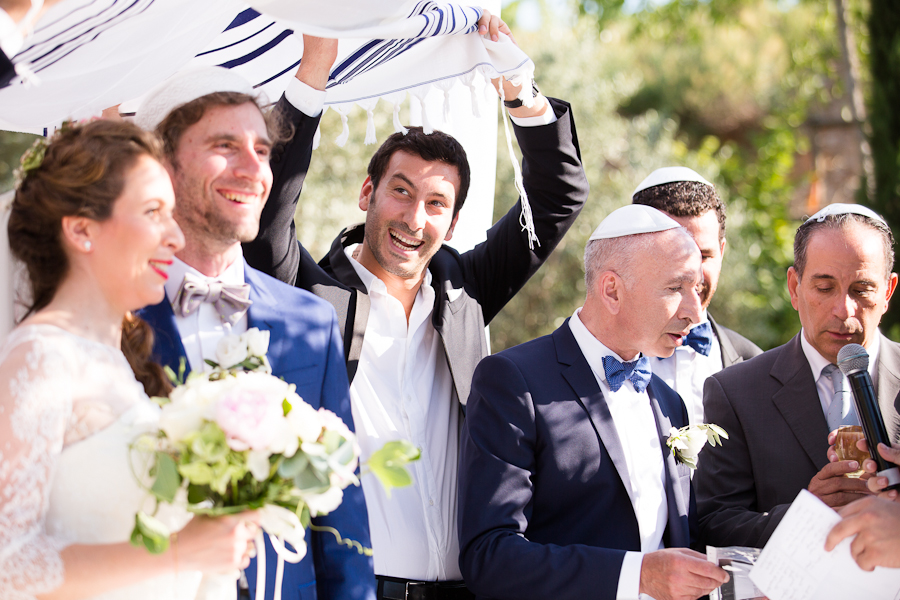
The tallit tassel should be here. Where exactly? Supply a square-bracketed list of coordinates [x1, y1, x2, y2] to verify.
[409, 88, 433, 134]
[460, 71, 482, 118]
[498, 78, 539, 249]
[357, 97, 379, 145]
[332, 103, 352, 147]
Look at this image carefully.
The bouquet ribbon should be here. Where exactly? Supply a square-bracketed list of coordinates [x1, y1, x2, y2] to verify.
[254, 505, 308, 600]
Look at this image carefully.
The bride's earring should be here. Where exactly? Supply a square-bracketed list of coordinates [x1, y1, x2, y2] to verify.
[83, 241, 92, 251]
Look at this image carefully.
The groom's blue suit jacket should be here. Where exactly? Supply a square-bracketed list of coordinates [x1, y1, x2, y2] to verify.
[458, 320, 697, 600]
[138, 261, 375, 600]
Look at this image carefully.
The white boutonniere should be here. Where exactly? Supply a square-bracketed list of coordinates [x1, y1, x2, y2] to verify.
[666, 423, 728, 469]
[207, 328, 272, 375]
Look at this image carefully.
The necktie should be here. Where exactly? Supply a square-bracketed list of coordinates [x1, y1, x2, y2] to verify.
[173, 272, 252, 326]
[682, 321, 713, 356]
[822, 363, 860, 430]
[602, 355, 652, 393]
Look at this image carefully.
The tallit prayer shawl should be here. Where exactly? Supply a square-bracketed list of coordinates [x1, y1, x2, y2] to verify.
[0, 0, 535, 136]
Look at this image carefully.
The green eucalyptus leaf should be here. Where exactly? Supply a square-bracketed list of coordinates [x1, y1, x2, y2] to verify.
[367, 440, 420, 496]
[279, 453, 309, 479]
[130, 511, 170, 554]
[293, 466, 330, 494]
[151, 453, 181, 503]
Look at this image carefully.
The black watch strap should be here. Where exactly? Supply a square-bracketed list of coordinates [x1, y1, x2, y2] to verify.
[503, 80, 540, 109]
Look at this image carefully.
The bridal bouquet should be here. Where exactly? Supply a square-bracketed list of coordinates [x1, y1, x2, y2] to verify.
[130, 329, 417, 563]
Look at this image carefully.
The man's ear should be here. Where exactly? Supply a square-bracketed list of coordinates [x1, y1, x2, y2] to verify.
[359, 177, 374, 211]
[444, 212, 461, 242]
[598, 271, 623, 315]
[720, 237, 727, 257]
[787, 266, 800, 311]
[60, 215, 97, 254]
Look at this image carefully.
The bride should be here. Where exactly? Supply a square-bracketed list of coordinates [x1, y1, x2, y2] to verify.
[0, 120, 258, 599]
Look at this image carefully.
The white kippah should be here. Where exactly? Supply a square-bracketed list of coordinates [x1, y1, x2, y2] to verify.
[632, 166, 714, 198]
[135, 66, 256, 131]
[805, 202, 887, 226]
[589, 205, 682, 241]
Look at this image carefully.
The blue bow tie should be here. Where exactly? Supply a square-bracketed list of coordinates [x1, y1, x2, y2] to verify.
[682, 321, 713, 356]
[602, 355, 652, 393]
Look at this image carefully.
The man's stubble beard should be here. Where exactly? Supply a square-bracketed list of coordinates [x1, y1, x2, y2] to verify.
[171, 167, 262, 249]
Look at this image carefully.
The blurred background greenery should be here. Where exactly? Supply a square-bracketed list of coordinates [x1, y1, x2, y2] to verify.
[2, 0, 893, 352]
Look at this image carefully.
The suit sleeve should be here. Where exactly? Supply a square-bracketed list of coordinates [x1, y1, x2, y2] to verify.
[311, 312, 376, 600]
[243, 95, 322, 286]
[695, 375, 788, 548]
[457, 98, 589, 324]
[458, 354, 626, 600]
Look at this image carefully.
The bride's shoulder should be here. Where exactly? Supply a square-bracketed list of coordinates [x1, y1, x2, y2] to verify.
[0, 323, 90, 364]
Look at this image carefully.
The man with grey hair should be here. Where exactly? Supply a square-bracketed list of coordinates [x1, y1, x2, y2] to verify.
[458, 204, 729, 600]
[632, 167, 761, 426]
[695, 203, 900, 549]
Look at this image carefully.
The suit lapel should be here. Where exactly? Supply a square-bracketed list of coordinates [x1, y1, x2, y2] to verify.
[138, 299, 191, 377]
[877, 333, 900, 443]
[243, 264, 286, 375]
[554, 324, 634, 501]
[709, 314, 739, 368]
[647, 383, 690, 548]
[771, 335, 829, 469]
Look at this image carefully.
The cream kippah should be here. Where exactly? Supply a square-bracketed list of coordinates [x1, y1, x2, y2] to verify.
[632, 166, 714, 198]
[805, 203, 887, 226]
[589, 205, 682, 241]
[135, 66, 256, 131]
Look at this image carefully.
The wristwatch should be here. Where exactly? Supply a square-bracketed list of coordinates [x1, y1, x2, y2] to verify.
[503, 80, 540, 109]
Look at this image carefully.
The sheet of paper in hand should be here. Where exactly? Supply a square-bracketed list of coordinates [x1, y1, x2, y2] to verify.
[749, 489, 900, 600]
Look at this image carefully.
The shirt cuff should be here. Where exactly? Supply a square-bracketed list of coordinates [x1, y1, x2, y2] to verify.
[508, 96, 557, 127]
[284, 78, 326, 117]
[0, 9, 23, 58]
[616, 551, 644, 600]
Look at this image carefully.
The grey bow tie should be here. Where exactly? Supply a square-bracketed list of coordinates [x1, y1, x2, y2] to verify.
[173, 272, 252, 325]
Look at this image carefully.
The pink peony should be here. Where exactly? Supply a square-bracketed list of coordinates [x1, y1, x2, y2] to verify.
[215, 389, 284, 451]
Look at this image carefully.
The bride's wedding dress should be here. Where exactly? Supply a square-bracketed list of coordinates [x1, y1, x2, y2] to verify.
[0, 324, 202, 600]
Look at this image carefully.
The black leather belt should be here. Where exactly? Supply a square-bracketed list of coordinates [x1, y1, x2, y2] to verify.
[376, 575, 475, 600]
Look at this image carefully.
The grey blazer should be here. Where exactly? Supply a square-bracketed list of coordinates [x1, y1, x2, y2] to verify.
[695, 332, 900, 548]
[709, 313, 763, 368]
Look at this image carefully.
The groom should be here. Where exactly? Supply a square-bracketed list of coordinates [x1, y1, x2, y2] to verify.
[458, 205, 729, 600]
[134, 48, 375, 600]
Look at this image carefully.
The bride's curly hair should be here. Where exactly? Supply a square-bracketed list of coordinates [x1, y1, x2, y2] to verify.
[8, 119, 173, 397]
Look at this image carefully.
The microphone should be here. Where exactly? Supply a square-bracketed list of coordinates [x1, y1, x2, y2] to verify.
[837, 343, 900, 492]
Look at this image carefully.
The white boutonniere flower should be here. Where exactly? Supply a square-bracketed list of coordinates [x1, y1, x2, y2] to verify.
[666, 423, 728, 469]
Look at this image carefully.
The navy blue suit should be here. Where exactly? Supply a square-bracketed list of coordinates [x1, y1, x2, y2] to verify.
[138, 261, 375, 600]
[458, 321, 695, 600]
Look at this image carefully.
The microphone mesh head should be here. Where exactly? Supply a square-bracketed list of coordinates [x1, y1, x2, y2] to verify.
[837, 343, 869, 375]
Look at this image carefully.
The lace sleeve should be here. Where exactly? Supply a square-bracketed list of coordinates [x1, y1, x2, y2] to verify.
[0, 334, 71, 599]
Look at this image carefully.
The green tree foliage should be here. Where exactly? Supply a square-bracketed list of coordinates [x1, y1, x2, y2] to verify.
[866, 1, 900, 337]
[0, 131, 40, 194]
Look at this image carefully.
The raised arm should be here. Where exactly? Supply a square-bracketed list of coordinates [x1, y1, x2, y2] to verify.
[243, 36, 337, 285]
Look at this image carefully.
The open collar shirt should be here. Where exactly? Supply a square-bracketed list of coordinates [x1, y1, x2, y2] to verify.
[346, 250, 461, 581]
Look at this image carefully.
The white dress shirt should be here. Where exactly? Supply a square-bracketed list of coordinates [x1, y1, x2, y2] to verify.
[163, 256, 248, 372]
[347, 252, 461, 581]
[799, 328, 880, 420]
[568, 309, 668, 600]
[650, 311, 723, 427]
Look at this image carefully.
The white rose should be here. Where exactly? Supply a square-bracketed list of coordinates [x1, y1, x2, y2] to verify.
[678, 428, 709, 462]
[304, 486, 344, 517]
[158, 401, 207, 443]
[242, 328, 270, 358]
[247, 449, 273, 481]
[286, 397, 323, 443]
[216, 335, 248, 368]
